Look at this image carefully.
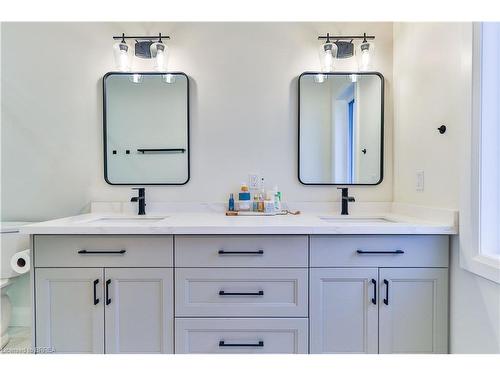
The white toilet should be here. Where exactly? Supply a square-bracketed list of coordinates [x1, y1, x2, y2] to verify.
[1, 222, 31, 349]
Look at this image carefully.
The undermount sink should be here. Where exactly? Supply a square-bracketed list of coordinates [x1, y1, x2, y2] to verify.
[319, 216, 396, 224]
[87, 217, 168, 225]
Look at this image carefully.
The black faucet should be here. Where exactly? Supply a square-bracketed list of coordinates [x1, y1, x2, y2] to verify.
[338, 187, 355, 215]
[131, 188, 146, 215]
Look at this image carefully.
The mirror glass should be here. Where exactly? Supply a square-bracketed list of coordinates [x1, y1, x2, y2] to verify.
[299, 72, 384, 185]
[104, 72, 189, 185]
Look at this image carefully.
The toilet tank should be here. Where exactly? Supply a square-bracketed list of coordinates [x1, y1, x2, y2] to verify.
[1, 222, 31, 279]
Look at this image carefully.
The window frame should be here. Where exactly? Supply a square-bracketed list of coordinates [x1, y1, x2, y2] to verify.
[460, 22, 500, 284]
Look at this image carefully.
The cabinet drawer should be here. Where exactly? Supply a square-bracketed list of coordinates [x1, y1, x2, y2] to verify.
[34, 235, 173, 267]
[175, 235, 308, 267]
[175, 318, 308, 353]
[175, 268, 308, 317]
[310, 235, 449, 268]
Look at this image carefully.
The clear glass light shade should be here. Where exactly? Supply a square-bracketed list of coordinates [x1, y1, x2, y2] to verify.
[129, 74, 143, 84]
[314, 74, 326, 83]
[162, 73, 176, 84]
[113, 41, 130, 72]
[319, 42, 338, 72]
[150, 41, 169, 72]
[358, 41, 375, 71]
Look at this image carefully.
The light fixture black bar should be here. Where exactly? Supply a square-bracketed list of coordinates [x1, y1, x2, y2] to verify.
[137, 148, 186, 154]
[318, 35, 375, 40]
[112, 35, 170, 40]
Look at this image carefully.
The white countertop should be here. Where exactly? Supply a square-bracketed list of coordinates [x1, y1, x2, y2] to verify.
[20, 202, 458, 235]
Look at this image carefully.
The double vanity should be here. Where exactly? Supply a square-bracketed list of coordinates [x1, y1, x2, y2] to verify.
[21, 68, 455, 354]
[23, 206, 456, 354]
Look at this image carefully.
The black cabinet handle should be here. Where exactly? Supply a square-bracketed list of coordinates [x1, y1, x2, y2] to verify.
[383, 279, 389, 305]
[105, 279, 112, 305]
[219, 290, 264, 296]
[371, 279, 377, 305]
[78, 249, 126, 255]
[219, 340, 264, 348]
[93, 279, 99, 305]
[218, 250, 264, 255]
[356, 250, 404, 255]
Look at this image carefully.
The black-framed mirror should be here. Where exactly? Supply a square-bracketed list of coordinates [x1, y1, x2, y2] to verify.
[103, 72, 190, 185]
[298, 72, 384, 185]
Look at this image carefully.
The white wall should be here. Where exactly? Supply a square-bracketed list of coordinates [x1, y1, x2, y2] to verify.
[1, 22, 394, 221]
[393, 22, 500, 353]
[299, 78, 332, 182]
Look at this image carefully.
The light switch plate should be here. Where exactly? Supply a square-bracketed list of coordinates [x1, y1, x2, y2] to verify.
[416, 170, 424, 191]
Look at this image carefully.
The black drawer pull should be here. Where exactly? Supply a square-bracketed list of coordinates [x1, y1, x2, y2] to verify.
[93, 279, 99, 305]
[383, 279, 389, 305]
[78, 249, 126, 255]
[105, 279, 112, 305]
[219, 340, 264, 347]
[218, 250, 264, 255]
[219, 290, 264, 296]
[371, 278, 377, 305]
[356, 250, 404, 255]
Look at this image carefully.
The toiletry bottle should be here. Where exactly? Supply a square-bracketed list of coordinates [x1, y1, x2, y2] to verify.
[273, 185, 281, 212]
[228, 193, 235, 211]
[264, 199, 275, 213]
[260, 177, 266, 197]
[238, 183, 251, 211]
[253, 194, 259, 212]
[257, 193, 265, 212]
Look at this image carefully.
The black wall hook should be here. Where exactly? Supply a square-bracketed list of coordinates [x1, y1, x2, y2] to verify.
[437, 125, 447, 134]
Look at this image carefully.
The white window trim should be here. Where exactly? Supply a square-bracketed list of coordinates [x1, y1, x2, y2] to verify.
[459, 22, 500, 284]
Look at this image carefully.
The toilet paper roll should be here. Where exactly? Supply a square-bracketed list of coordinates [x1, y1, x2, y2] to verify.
[10, 249, 30, 275]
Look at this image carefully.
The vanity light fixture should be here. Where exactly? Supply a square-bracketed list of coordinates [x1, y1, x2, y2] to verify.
[112, 33, 171, 71]
[151, 34, 169, 72]
[317, 33, 375, 70]
[113, 33, 131, 72]
[318, 33, 337, 73]
[358, 33, 375, 71]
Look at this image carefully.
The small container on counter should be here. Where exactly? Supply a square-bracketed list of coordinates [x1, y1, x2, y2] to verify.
[264, 200, 275, 213]
[238, 183, 251, 211]
[253, 194, 259, 212]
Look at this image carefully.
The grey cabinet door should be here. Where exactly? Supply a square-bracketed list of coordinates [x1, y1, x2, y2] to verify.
[378, 268, 448, 353]
[104, 268, 174, 353]
[35, 268, 104, 353]
[310, 268, 379, 353]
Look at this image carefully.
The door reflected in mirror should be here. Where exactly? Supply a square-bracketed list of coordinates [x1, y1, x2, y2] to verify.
[299, 72, 384, 185]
